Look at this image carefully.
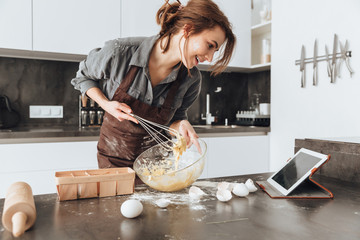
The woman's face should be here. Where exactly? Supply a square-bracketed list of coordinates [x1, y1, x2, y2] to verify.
[181, 25, 226, 69]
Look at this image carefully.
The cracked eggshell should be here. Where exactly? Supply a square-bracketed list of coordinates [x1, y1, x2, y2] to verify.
[245, 178, 258, 192]
[120, 200, 143, 218]
[189, 186, 206, 200]
[216, 189, 232, 202]
[232, 183, 249, 197]
[155, 198, 170, 208]
[217, 182, 234, 191]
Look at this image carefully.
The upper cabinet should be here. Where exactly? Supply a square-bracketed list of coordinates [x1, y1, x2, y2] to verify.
[32, 0, 121, 55]
[121, 0, 163, 38]
[251, 0, 272, 67]
[214, 0, 251, 68]
[0, 0, 32, 50]
[0, 0, 270, 71]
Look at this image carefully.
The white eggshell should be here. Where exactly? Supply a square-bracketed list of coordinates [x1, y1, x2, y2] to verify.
[155, 198, 170, 208]
[245, 178, 258, 192]
[189, 186, 206, 200]
[216, 189, 232, 202]
[232, 183, 249, 197]
[217, 182, 234, 191]
[120, 200, 143, 218]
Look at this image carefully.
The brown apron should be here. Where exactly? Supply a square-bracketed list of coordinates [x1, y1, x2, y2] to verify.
[97, 65, 185, 169]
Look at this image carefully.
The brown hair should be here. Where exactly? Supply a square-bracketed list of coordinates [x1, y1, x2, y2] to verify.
[156, 0, 236, 75]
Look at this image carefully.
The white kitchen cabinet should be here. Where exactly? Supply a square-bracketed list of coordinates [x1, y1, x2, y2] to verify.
[203, 135, 269, 178]
[120, 0, 163, 38]
[214, 0, 251, 68]
[250, 0, 271, 66]
[32, 0, 121, 55]
[198, 138, 210, 179]
[251, 22, 271, 66]
[0, 141, 98, 198]
[0, 0, 32, 50]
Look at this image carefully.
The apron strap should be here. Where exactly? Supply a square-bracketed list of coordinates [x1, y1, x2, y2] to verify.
[117, 66, 139, 93]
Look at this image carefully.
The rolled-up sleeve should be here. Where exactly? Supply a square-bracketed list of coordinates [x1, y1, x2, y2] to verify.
[71, 40, 116, 95]
[171, 70, 201, 122]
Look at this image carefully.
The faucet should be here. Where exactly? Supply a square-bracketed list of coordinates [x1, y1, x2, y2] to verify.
[201, 94, 215, 125]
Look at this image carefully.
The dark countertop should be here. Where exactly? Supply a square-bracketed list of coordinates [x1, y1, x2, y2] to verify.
[0, 173, 359, 240]
[0, 125, 270, 144]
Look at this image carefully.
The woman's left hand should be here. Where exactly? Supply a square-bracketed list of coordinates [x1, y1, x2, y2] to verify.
[170, 120, 201, 153]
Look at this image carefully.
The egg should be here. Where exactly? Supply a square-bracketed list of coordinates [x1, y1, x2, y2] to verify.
[217, 182, 234, 191]
[120, 200, 143, 218]
[232, 183, 249, 197]
[216, 189, 232, 202]
[155, 198, 170, 208]
[245, 178, 258, 192]
[189, 186, 206, 200]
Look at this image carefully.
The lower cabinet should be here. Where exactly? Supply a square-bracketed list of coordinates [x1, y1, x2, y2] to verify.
[199, 135, 269, 179]
[0, 141, 98, 198]
[0, 135, 269, 197]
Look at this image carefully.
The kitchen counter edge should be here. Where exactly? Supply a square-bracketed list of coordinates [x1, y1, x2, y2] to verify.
[0, 125, 270, 144]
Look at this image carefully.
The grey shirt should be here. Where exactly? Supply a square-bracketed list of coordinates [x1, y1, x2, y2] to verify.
[71, 35, 201, 123]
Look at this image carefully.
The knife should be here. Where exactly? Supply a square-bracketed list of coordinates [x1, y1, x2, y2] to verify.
[313, 39, 318, 86]
[337, 41, 344, 78]
[341, 40, 354, 77]
[325, 45, 332, 78]
[331, 34, 338, 83]
[300, 45, 305, 88]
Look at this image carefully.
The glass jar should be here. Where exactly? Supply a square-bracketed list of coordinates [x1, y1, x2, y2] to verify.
[261, 38, 271, 64]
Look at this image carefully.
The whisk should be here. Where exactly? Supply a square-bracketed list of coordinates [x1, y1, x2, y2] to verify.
[129, 113, 179, 151]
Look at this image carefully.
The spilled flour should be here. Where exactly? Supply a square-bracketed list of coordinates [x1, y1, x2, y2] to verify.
[130, 182, 220, 211]
[192, 181, 218, 188]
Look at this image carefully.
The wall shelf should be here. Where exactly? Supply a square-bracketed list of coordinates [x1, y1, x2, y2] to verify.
[198, 63, 270, 73]
[251, 21, 271, 37]
[249, 62, 271, 71]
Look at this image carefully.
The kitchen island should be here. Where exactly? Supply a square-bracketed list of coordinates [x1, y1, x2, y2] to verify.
[0, 173, 359, 240]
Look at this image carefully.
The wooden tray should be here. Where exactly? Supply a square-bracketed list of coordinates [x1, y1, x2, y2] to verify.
[55, 168, 135, 201]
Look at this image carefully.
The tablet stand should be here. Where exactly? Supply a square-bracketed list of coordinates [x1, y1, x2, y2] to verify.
[256, 155, 333, 199]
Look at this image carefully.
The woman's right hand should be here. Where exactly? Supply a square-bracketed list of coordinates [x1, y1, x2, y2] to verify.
[103, 101, 138, 124]
[86, 87, 138, 124]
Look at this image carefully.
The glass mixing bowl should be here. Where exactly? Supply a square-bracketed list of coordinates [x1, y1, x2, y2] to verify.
[133, 139, 207, 192]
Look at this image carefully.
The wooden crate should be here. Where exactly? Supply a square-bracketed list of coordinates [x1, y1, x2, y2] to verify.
[55, 168, 135, 201]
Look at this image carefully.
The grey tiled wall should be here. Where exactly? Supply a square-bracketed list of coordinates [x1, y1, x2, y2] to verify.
[188, 70, 270, 125]
[0, 57, 80, 127]
[0, 57, 270, 128]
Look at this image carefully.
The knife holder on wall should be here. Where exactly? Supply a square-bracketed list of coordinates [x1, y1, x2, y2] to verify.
[295, 34, 354, 87]
[79, 94, 104, 128]
[295, 51, 352, 65]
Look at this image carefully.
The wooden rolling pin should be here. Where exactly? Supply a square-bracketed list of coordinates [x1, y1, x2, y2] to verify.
[2, 182, 36, 237]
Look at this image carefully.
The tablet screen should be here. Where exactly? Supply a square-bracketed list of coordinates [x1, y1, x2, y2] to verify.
[270, 152, 322, 190]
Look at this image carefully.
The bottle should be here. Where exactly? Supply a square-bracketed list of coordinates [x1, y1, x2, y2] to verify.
[261, 38, 271, 64]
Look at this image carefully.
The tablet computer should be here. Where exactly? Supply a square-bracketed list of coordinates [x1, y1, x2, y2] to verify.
[267, 148, 329, 196]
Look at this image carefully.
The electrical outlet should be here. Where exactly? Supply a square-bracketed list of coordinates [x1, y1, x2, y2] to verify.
[29, 105, 63, 118]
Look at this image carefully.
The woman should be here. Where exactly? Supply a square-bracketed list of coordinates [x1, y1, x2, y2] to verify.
[71, 0, 235, 169]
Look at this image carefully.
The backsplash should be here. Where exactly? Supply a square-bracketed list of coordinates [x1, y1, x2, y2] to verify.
[0, 57, 79, 127]
[0, 57, 270, 128]
[188, 70, 270, 125]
